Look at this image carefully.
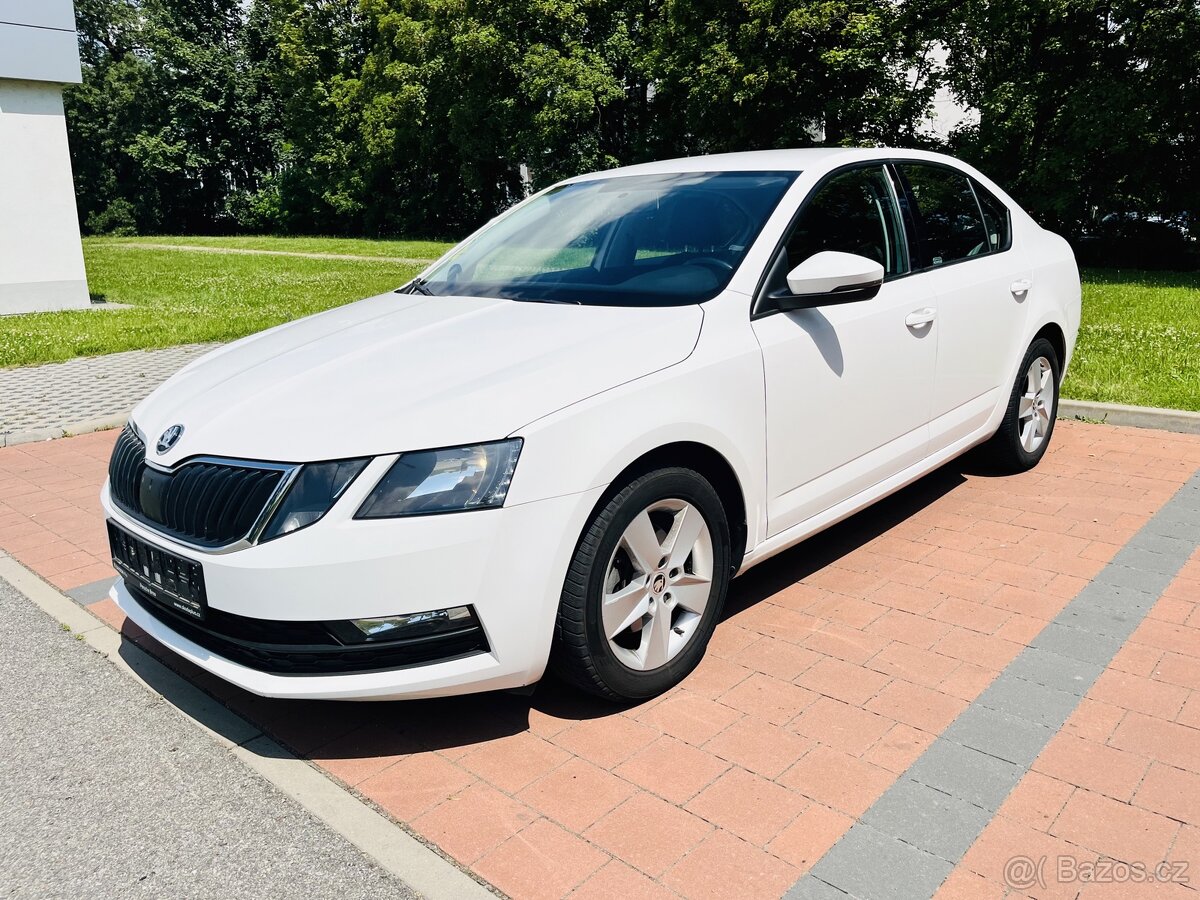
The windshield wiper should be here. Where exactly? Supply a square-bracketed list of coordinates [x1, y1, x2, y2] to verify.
[401, 278, 434, 296]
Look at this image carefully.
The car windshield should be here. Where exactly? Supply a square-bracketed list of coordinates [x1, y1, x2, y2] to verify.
[415, 171, 798, 306]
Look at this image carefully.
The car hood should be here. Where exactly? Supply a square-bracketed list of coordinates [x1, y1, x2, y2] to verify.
[133, 293, 703, 464]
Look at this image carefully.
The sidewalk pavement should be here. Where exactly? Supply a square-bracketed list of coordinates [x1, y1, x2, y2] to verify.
[1, 421, 1199, 900]
[0, 575, 419, 900]
[0, 344, 217, 447]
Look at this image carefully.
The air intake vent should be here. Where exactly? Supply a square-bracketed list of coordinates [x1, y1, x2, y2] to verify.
[107, 427, 289, 548]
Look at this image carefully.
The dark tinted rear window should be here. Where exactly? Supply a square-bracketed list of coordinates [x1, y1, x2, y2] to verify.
[900, 164, 989, 268]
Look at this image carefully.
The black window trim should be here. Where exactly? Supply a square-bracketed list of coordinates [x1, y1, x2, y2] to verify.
[891, 160, 1012, 274]
[968, 178, 1014, 256]
[751, 159, 914, 320]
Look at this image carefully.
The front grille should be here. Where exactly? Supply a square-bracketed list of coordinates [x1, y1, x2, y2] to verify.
[108, 427, 288, 548]
[124, 580, 490, 675]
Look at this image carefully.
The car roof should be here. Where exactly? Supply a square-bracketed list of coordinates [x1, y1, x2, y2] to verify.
[564, 147, 968, 182]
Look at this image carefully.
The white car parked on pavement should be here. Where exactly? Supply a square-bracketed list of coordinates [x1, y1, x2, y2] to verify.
[103, 148, 1080, 702]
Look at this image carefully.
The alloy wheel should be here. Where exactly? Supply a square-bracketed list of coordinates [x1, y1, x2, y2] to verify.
[1018, 355, 1054, 453]
[601, 499, 714, 671]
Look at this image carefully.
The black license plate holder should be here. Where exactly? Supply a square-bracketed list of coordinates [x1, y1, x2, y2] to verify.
[107, 521, 208, 621]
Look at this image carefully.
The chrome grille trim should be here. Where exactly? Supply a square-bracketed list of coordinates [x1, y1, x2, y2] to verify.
[107, 426, 300, 554]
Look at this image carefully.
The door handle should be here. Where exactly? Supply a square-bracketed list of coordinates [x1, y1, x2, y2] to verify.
[1010, 278, 1033, 295]
[905, 307, 937, 328]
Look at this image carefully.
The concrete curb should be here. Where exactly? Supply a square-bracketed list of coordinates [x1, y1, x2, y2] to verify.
[1, 413, 129, 448]
[0, 554, 495, 900]
[1059, 399, 1200, 435]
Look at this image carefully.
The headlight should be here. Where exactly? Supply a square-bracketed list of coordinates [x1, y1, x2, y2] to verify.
[355, 439, 522, 518]
[258, 458, 370, 542]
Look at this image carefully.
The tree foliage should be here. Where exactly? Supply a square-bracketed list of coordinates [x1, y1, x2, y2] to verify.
[65, 0, 1200, 252]
[924, 0, 1200, 239]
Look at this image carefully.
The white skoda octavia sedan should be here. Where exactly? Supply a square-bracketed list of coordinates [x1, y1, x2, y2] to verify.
[103, 148, 1080, 702]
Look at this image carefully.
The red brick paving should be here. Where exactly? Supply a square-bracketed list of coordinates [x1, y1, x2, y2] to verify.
[0, 430, 115, 589]
[3, 421, 1200, 899]
[942, 546, 1200, 897]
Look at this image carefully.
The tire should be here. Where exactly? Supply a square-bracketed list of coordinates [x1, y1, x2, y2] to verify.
[550, 467, 732, 701]
[988, 337, 1061, 472]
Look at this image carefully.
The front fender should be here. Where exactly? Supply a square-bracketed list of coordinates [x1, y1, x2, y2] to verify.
[504, 326, 768, 552]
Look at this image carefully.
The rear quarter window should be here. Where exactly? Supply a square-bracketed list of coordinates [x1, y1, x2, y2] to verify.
[972, 181, 1012, 253]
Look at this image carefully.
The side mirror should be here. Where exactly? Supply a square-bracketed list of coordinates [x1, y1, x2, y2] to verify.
[772, 251, 885, 311]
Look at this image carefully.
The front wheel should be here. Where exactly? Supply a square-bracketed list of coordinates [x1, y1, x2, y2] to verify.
[550, 467, 731, 701]
[989, 337, 1061, 472]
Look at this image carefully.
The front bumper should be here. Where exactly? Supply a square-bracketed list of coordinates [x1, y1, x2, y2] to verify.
[103, 477, 604, 700]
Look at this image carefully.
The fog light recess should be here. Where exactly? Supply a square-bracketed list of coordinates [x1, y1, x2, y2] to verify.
[332, 605, 479, 644]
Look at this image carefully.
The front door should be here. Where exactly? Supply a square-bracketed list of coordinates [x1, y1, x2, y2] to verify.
[751, 164, 939, 537]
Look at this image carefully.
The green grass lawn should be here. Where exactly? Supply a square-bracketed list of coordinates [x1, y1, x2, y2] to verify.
[0, 238, 450, 368]
[2, 238, 1197, 412]
[106, 234, 453, 260]
[1065, 269, 1200, 411]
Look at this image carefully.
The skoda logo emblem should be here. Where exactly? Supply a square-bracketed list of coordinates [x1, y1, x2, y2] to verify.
[652, 573, 667, 594]
[156, 424, 185, 455]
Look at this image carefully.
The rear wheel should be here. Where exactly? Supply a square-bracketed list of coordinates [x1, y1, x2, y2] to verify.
[989, 337, 1060, 472]
[550, 467, 731, 701]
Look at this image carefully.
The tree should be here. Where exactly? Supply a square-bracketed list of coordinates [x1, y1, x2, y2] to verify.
[264, 0, 638, 235]
[66, 0, 279, 233]
[646, 0, 939, 155]
[64, 0, 1197, 253]
[928, 0, 1200, 241]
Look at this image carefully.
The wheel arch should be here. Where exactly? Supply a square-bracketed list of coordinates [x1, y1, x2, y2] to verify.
[1033, 321, 1067, 377]
[588, 441, 749, 575]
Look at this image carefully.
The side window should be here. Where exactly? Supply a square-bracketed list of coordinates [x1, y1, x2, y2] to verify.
[782, 165, 908, 280]
[972, 181, 1011, 253]
[900, 164, 989, 267]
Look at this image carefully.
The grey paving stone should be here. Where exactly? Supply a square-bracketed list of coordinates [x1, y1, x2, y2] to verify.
[1002, 646, 1104, 696]
[65, 576, 117, 606]
[905, 739, 1023, 812]
[1029, 621, 1128, 665]
[1143, 504, 1200, 534]
[784, 876, 851, 900]
[1110, 546, 1186, 576]
[973, 674, 1081, 730]
[1091, 561, 1176, 595]
[1127, 530, 1200, 558]
[808, 824, 953, 900]
[0, 344, 219, 445]
[1075, 580, 1159, 614]
[942, 702, 1056, 767]
[861, 779, 992, 862]
[1052, 602, 1141, 640]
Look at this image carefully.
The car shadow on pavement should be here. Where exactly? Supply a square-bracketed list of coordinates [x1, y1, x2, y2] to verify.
[119, 451, 980, 766]
[725, 456, 969, 616]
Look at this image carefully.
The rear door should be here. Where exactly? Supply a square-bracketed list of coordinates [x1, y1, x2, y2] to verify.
[895, 162, 1031, 445]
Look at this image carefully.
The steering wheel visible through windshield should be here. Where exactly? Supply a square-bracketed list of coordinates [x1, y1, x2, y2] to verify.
[412, 171, 798, 306]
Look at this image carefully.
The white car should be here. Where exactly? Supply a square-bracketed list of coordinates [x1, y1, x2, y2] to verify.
[103, 148, 1080, 702]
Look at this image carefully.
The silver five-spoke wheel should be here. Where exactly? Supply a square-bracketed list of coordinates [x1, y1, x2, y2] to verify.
[1018, 355, 1054, 453]
[602, 499, 714, 671]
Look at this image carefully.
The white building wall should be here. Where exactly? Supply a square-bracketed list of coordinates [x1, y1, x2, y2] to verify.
[0, 0, 89, 315]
